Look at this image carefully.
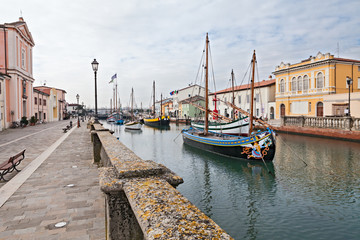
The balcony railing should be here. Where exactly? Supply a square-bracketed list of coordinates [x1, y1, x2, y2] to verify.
[282, 116, 359, 131]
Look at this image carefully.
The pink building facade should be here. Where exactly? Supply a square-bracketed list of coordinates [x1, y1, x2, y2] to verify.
[33, 88, 49, 122]
[0, 17, 35, 128]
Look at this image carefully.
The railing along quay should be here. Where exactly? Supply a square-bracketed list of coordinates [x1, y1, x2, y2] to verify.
[89, 122, 233, 240]
[282, 116, 360, 131]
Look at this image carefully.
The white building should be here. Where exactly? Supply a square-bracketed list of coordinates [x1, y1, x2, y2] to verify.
[209, 79, 276, 120]
[171, 84, 206, 117]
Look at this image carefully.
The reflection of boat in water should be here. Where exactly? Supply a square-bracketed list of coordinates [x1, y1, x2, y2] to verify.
[143, 81, 170, 128]
[124, 88, 142, 130]
[182, 34, 276, 161]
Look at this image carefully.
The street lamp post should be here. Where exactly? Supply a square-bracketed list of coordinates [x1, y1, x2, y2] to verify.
[91, 59, 99, 123]
[346, 76, 353, 117]
[76, 94, 80, 127]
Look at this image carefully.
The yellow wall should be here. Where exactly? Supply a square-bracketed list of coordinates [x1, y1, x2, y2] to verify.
[274, 52, 360, 118]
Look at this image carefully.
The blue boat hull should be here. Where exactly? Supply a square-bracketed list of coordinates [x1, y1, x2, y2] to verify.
[182, 128, 276, 161]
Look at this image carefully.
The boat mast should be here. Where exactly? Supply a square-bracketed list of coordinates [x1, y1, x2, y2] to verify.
[153, 80, 155, 116]
[115, 81, 118, 112]
[131, 87, 134, 120]
[231, 69, 235, 120]
[249, 50, 256, 135]
[160, 93, 163, 116]
[204, 33, 209, 135]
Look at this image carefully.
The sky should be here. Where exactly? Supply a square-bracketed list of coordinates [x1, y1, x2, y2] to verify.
[2, 0, 360, 109]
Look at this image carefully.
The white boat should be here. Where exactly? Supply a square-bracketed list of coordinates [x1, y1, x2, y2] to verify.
[124, 121, 142, 130]
[191, 117, 249, 136]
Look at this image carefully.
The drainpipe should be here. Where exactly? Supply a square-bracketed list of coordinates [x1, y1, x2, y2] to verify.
[1, 26, 7, 74]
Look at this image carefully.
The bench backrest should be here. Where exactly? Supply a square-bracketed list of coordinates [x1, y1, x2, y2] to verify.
[8, 149, 26, 164]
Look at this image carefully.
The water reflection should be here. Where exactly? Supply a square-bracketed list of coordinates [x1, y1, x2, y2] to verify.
[102, 121, 360, 240]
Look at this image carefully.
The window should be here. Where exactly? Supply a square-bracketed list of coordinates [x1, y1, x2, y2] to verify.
[256, 108, 259, 116]
[291, 77, 297, 92]
[0, 82, 1, 94]
[34, 97, 37, 104]
[280, 79, 285, 93]
[44, 113, 46, 120]
[256, 93, 259, 102]
[21, 48, 26, 69]
[43, 99, 46, 106]
[358, 66, 360, 72]
[303, 75, 309, 91]
[309, 102, 311, 112]
[238, 96, 241, 104]
[225, 97, 227, 103]
[39, 99, 42, 105]
[246, 94, 250, 103]
[35, 113, 37, 119]
[358, 77, 360, 89]
[316, 72, 324, 89]
[297, 76, 302, 91]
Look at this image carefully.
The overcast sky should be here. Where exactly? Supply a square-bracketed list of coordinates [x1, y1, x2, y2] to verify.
[2, 0, 360, 109]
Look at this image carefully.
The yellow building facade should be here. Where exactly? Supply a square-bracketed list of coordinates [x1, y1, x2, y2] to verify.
[273, 52, 360, 118]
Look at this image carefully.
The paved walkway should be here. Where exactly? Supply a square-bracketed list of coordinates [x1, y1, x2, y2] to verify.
[0, 121, 105, 239]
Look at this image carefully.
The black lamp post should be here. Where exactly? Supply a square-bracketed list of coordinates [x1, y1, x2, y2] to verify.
[76, 94, 80, 127]
[91, 59, 99, 123]
[346, 77, 353, 117]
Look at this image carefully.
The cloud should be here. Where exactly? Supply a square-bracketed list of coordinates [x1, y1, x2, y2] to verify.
[1, 0, 359, 108]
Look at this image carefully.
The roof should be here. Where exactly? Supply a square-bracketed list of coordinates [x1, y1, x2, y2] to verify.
[1, 18, 35, 46]
[333, 57, 360, 63]
[209, 79, 276, 95]
[34, 86, 67, 94]
[33, 88, 50, 96]
[177, 84, 204, 92]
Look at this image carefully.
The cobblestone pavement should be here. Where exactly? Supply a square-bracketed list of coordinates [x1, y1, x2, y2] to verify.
[0, 121, 105, 239]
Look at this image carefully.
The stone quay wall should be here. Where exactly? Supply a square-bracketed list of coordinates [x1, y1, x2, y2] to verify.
[90, 122, 233, 240]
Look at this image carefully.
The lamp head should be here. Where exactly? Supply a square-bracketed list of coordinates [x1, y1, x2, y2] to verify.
[91, 59, 99, 72]
[76, 94, 79, 101]
[346, 76, 353, 85]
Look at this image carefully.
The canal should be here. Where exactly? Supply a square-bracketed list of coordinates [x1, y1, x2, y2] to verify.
[103, 122, 360, 240]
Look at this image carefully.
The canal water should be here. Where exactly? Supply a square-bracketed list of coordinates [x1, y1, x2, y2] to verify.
[103, 122, 360, 240]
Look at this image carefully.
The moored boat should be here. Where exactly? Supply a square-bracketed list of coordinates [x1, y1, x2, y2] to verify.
[124, 88, 142, 130]
[143, 81, 170, 128]
[182, 33, 276, 161]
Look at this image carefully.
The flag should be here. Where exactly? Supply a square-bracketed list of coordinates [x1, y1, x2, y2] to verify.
[109, 73, 117, 84]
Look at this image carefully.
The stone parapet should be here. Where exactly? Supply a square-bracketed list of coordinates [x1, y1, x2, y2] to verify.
[91, 123, 233, 239]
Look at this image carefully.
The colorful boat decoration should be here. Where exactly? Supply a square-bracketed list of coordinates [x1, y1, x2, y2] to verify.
[143, 81, 170, 128]
[182, 34, 276, 161]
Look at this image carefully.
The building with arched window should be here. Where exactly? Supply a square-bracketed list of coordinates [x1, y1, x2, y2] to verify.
[273, 52, 360, 118]
[0, 17, 35, 129]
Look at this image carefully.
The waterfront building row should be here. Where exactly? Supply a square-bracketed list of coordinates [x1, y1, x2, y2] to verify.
[159, 52, 360, 122]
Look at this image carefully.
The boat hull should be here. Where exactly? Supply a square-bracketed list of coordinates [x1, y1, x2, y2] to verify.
[191, 117, 249, 136]
[124, 121, 142, 130]
[182, 128, 276, 161]
[143, 116, 170, 127]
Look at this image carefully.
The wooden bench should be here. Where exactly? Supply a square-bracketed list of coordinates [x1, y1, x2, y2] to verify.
[62, 125, 71, 133]
[0, 149, 26, 181]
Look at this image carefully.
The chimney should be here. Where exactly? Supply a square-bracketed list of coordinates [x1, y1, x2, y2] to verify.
[19, 17, 24, 22]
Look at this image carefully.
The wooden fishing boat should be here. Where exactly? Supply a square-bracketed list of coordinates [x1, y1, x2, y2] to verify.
[143, 81, 170, 128]
[124, 88, 142, 130]
[182, 33, 276, 161]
